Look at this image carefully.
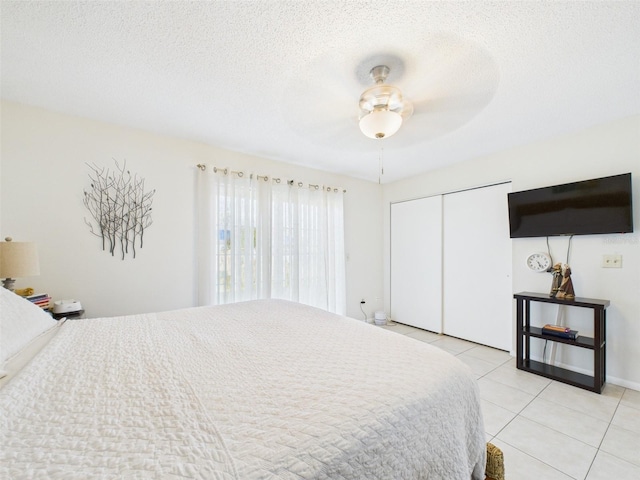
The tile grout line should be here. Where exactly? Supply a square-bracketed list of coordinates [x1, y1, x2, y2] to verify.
[490, 375, 552, 439]
[493, 437, 578, 479]
[489, 381, 594, 479]
[582, 390, 622, 479]
[584, 387, 640, 476]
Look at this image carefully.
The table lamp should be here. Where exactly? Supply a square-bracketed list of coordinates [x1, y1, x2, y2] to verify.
[0, 237, 40, 291]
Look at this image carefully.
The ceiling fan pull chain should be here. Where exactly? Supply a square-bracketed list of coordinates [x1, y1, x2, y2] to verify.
[378, 143, 385, 184]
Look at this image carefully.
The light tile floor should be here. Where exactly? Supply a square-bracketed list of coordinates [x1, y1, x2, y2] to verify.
[381, 322, 640, 480]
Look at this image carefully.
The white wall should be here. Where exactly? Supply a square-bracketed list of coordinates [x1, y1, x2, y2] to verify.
[0, 101, 384, 320]
[382, 115, 640, 390]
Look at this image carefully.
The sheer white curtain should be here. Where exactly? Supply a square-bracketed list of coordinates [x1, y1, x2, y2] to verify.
[198, 169, 345, 315]
[271, 183, 346, 313]
[324, 187, 346, 314]
[197, 171, 271, 305]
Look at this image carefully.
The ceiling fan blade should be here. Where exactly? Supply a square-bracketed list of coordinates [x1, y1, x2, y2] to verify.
[279, 52, 372, 149]
[412, 91, 495, 115]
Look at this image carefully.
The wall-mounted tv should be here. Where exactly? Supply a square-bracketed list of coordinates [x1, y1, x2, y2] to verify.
[508, 173, 633, 238]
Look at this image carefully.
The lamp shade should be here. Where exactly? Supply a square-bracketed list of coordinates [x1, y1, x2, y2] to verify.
[0, 238, 40, 279]
[359, 109, 403, 139]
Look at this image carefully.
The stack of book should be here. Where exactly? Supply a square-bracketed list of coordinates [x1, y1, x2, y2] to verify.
[26, 293, 51, 310]
[542, 324, 579, 340]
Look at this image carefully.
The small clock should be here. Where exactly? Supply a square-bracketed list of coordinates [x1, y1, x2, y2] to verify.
[526, 252, 552, 272]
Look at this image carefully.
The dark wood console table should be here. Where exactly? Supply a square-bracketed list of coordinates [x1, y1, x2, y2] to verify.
[514, 292, 609, 393]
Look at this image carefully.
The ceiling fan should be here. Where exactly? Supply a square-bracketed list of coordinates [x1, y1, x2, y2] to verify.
[282, 35, 500, 151]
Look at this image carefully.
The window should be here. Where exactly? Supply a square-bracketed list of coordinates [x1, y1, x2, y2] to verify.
[198, 171, 345, 314]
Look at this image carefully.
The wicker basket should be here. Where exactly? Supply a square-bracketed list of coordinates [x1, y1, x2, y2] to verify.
[485, 442, 505, 480]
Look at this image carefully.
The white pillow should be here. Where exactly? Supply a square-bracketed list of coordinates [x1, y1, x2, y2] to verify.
[1, 288, 58, 363]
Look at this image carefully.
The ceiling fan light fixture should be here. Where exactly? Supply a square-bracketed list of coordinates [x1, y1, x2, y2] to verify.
[358, 64, 411, 139]
[359, 109, 403, 139]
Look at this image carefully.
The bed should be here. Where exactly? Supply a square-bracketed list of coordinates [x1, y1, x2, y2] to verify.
[0, 289, 486, 479]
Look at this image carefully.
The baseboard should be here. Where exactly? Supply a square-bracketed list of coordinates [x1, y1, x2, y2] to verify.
[606, 375, 640, 392]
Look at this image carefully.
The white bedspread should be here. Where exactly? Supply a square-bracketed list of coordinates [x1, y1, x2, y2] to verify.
[0, 300, 485, 479]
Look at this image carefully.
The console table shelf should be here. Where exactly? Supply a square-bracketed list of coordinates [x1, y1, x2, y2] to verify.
[524, 326, 596, 349]
[514, 292, 609, 394]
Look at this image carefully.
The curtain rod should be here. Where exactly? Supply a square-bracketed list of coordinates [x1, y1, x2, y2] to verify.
[196, 164, 346, 193]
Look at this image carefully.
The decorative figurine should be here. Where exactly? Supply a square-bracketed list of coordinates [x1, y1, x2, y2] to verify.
[549, 263, 563, 297]
[550, 263, 575, 299]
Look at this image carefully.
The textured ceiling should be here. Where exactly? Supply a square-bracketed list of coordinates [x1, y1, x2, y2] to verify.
[2, 1, 639, 183]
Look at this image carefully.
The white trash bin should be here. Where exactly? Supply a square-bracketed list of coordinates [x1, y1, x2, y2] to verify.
[374, 311, 387, 326]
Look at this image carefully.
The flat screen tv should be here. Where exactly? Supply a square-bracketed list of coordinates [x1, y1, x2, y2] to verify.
[508, 173, 633, 238]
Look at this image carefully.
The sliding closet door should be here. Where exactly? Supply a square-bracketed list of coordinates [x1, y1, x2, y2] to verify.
[442, 183, 512, 350]
[390, 196, 442, 332]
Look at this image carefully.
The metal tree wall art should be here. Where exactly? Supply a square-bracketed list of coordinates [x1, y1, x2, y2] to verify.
[83, 160, 155, 259]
